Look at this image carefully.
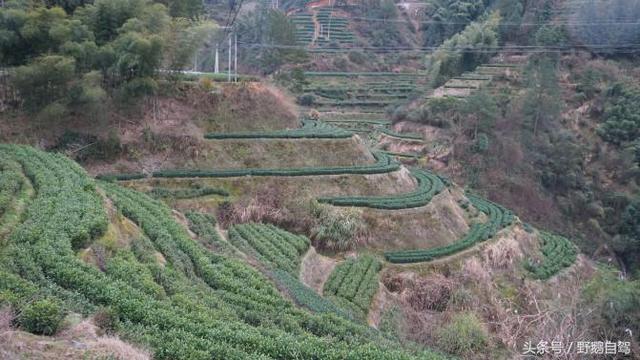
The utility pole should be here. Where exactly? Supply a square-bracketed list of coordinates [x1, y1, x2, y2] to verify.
[194, 51, 198, 71]
[214, 44, 219, 73]
[234, 33, 238, 82]
[228, 33, 232, 82]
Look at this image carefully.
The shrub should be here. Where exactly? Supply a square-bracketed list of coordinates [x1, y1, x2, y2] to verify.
[19, 298, 65, 336]
[323, 255, 382, 316]
[597, 83, 640, 145]
[93, 306, 120, 335]
[385, 193, 514, 263]
[436, 312, 488, 355]
[525, 232, 577, 279]
[296, 94, 315, 106]
[310, 202, 368, 251]
[318, 169, 444, 210]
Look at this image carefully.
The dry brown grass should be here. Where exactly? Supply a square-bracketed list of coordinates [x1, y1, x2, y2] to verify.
[401, 273, 458, 312]
[299, 247, 337, 294]
[0, 305, 14, 332]
[0, 319, 150, 360]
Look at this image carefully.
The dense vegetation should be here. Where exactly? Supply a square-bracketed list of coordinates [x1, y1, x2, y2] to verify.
[0, 157, 24, 220]
[228, 223, 310, 274]
[323, 255, 382, 317]
[204, 119, 353, 139]
[185, 211, 236, 255]
[148, 150, 400, 178]
[149, 186, 229, 199]
[525, 231, 577, 279]
[0, 0, 213, 118]
[0, 145, 447, 359]
[318, 169, 445, 210]
[385, 194, 514, 263]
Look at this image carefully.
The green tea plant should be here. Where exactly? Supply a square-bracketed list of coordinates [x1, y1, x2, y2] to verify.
[525, 231, 577, 279]
[323, 255, 382, 316]
[318, 169, 444, 210]
[204, 119, 353, 139]
[185, 211, 236, 255]
[229, 223, 310, 274]
[270, 269, 354, 319]
[0, 144, 446, 359]
[148, 186, 229, 199]
[0, 158, 24, 218]
[385, 193, 514, 263]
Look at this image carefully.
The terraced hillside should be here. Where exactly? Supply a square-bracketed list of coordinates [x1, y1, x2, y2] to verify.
[289, 7, 356, 48]
[323, 255, 382, 319]
[0, 144, 447, 359]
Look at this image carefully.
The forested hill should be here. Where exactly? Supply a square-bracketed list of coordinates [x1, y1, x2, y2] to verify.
[1, 0, 640, 359]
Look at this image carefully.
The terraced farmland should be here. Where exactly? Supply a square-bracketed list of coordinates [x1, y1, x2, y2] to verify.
[99, 150, 400, 180]
[228, 223, 310, 274]
[323, 255, 382, 316]
[302, 72, 427, 116]
[384, 193, 515, 263]
[291, 12, 314, 45]
[185, 211, 236, 255]
[289, 8, 356, 48]
[430, 63, 520, 99]
[315, 8, 356, 46]
[526, 231, 577, 279]
[204, 119, 353, 139]
[0, 156, 28, 231]
[318, 169, 444, 210]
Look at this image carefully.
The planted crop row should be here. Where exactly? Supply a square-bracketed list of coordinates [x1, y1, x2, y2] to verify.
[204, 119, 353, 139]
[0, 145, 445, 359]
[318, 169, 444, 210]
[229, 223, 310, 274]
[385, 193, 515, 263]
[304, 72, 427, 77]
[184, 211, 236, 255]
[324, 119, 392, 126]
[0, 157, 24, 218]
[378, 127, 424, 141]
[102, 180, 437, 358]
[525, 232, 577, 279]
[148, 186, 229, 199]
[314, 99, 399, 107]
[270, 269, 354, 320]
[381, 151, 421, 159]
[323, 255, 382, 314]
[149, 151, 400, 178]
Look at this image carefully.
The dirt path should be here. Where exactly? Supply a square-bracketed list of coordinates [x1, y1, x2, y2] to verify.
[367, 282, 394, 328]
[0, 169, 33, 241]
[299, 246, 338, 294]
[311, 10, 321, 43]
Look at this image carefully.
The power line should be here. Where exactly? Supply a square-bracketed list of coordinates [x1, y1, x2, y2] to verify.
[342, 16, 640, 27]
[237, 41, 640, 54]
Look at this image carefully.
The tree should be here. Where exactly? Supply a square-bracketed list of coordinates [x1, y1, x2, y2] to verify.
[496, 0, 523, 43]
[460, 88, 497, 139]
[426, 13, 500, 86]
[11, 55, 75, 110]
[522, 56, 562, 136]
[237, 6, 306, 73]
[422, 0, 488, 47]
[613, 196, 640, 274]
[568, 0, 640, 55]
[597, 83, 640, 145]
[163, 19, 216, 71]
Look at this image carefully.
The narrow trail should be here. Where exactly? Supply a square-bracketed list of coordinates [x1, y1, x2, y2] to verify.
[299, 247, 338, 294]
[367, 282, 394, 328]
[0, 168, 34, 241]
